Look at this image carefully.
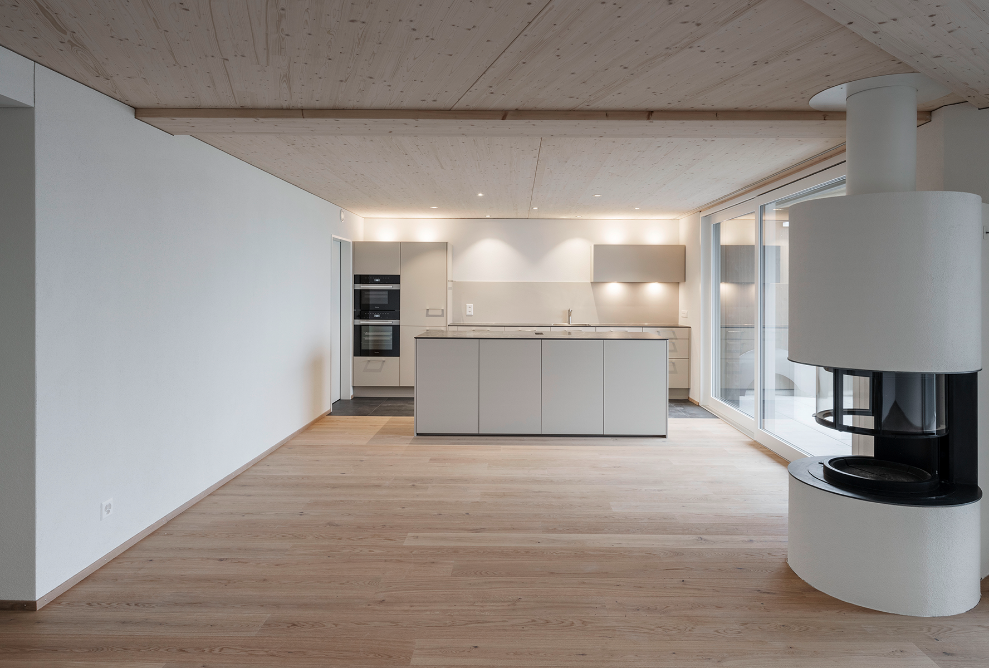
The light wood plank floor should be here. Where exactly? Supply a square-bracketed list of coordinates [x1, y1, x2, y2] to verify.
[2, 416, 987, 667]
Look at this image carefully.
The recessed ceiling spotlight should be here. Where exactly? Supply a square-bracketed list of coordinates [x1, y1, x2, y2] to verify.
[576, 215, 582, 218]
[486, 215, 490, 217]
[532, 207, 538, 210]
[477, 193, 483, 196]
[634, 207, 640, 210]
[593, 194, 602, 197]
[430, 206, 438, 209]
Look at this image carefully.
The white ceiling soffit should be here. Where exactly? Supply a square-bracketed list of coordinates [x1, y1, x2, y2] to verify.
[196, 133, 846, 220]
[802, 0, 989, 109]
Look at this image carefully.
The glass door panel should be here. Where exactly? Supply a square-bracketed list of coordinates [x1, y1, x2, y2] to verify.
[714, 213, 756, 416]
[761, 180, 850, 455]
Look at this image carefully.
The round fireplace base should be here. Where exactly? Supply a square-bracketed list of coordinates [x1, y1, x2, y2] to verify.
[788, 457, 980, 617]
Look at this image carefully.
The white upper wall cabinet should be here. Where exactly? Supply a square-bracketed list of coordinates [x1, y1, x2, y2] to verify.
[354, 241, 400, 275]
[592, 245, 685, 283]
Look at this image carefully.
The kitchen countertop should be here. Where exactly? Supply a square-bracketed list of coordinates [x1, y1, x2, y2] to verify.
[447, 322, 688, 328]
[416, 330, 666, 340]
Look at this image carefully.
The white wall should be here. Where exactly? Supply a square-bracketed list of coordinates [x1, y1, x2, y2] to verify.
[1, 53, 364, 601]
[0, 44, 33, 106]
[365, 218, 679, 282]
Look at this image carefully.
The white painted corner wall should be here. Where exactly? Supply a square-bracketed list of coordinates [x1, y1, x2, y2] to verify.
[1, 46, 364, 601]
[0, 43, 33, 106]
[0, 100, 36, 600]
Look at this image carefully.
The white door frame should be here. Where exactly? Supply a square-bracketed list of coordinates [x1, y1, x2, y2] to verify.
[332, 235, 354, 401]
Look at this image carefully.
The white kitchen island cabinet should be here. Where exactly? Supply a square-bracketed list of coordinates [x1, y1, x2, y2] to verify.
[479, 339, 542, 434]
[415, 330, 668, 436]
[414, 338, 479, 434]
[541, 339, 604, 435]
[605, 339, 669, 435]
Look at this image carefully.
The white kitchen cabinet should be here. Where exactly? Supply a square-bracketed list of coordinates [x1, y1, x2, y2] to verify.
[642, 327, 689, 358]
[592, 244, 686, 282]
[642, 326, 689, 340]
[400, 325, 446, 386]
[415, 338, 479, 434]
[541, 339, 604, 434]
[668, 358, 690, 388]
[400, 242, 447, 326]
[353, 356, 400, 386]
[479, 339, 542, 434]
[604, 340, 668, 435]
[354, 241, 400, 275]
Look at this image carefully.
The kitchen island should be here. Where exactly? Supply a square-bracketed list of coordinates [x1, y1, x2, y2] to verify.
[414, 330, 668, 436]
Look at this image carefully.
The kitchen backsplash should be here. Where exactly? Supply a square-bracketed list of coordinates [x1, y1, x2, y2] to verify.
[451, 281, 679, 324]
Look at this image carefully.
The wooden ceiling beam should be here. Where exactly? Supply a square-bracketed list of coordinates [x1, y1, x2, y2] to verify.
[136, 109, 873, 139]
[802, 0, 989, 108]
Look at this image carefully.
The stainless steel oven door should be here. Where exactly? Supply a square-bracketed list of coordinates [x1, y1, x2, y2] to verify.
[354, 322, 400, 357]
[355, 285, 400, 312]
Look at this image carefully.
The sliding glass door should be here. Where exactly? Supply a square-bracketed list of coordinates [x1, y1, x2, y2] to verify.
[713, 213, 756, 416]
[704, 166, 850, 460]
[760, 179, 849, 455]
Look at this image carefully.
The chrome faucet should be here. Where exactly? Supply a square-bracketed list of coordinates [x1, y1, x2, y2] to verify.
[568, 308, 573, 325]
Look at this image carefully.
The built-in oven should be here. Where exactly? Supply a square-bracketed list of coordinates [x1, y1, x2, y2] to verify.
[354, 274, 400, 356]
[354, 320, 400, 357]
[354, 274, 400, 313]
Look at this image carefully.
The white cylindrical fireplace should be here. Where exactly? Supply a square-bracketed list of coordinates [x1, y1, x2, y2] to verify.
[786, 74, 983, 617]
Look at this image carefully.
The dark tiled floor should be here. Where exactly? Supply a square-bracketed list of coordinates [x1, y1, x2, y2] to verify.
[330, 397, 414, 417]
[331, 398, 716, 418]
[669, 399, 718, 418]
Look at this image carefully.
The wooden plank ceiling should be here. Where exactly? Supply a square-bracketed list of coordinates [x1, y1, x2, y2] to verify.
[802, 0, 989, 109]
[0, 0, 971, 218]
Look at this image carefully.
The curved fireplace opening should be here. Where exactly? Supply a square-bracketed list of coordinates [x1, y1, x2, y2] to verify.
[806, 367, 977, 503]
[822, 456, 937, 495]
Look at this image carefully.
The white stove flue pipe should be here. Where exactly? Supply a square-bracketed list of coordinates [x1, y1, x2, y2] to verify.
[845, 84, 917, 196]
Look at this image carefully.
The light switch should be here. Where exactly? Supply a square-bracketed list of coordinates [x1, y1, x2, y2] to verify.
[466, 304, 474, 316]
[681, 309, 688, 319]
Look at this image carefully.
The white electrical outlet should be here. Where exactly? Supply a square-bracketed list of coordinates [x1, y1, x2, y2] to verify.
[101, 498, 114, 520]
[466, 303, 474, 316]
[681, 309, 688, 319]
